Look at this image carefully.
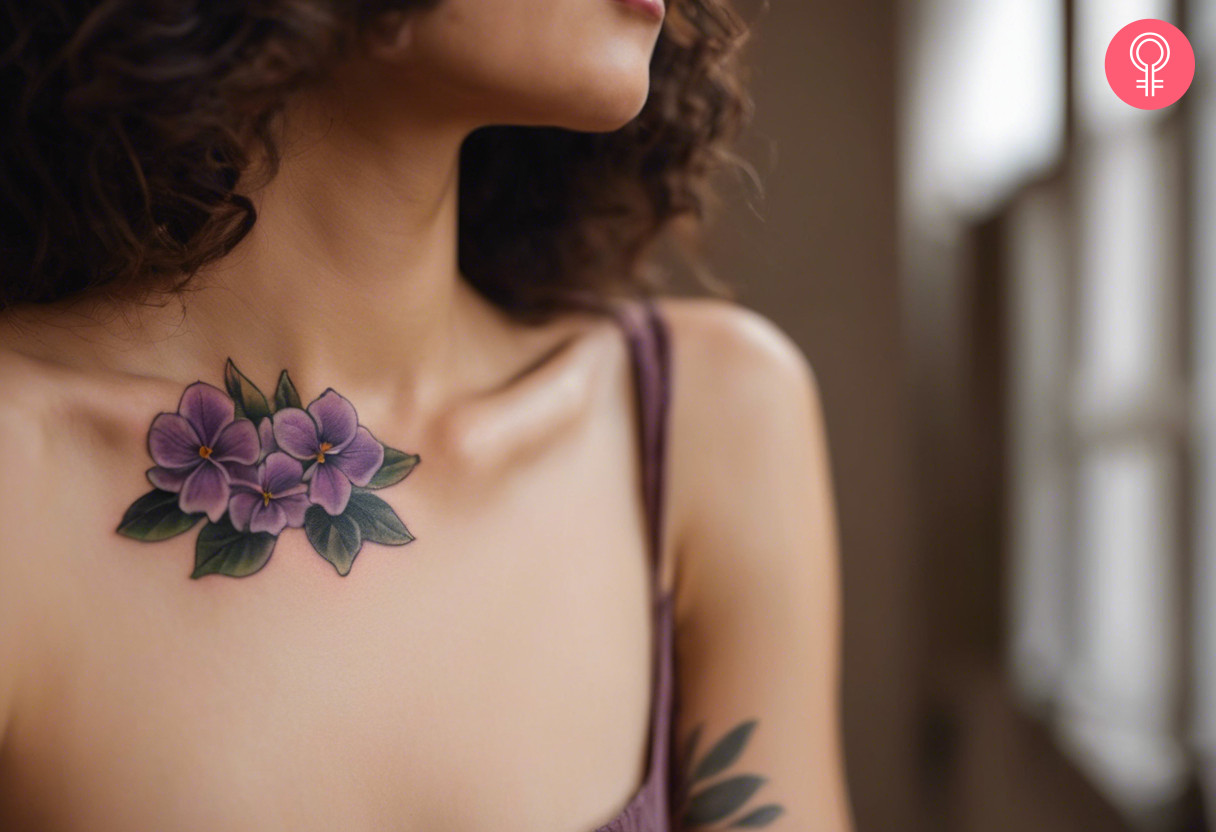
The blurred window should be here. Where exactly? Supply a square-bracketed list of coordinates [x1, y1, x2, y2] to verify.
[1005, 0, 1194, 817]
[902, 0, 1066, 221]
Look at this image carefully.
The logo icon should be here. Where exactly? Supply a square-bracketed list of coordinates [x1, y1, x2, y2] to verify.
[1130, 32, 1169, 97]
[1105, 19, 1195, 110]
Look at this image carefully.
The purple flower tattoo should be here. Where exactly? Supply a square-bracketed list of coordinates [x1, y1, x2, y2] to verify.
[272, 390, 384, 516]
[227, 452, 311, 536]
[118, 360, 420, 579]
[146, 382, 259, 522]
[256, 417, 277, 462]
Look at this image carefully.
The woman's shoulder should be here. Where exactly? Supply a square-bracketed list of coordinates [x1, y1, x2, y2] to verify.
[653, 295, 821, 414]
[0, 338, 65, 492]
[0, 336, 71, 739]
[0, 318, 147, 448]
[0, 324, 154, 556]
[652, 296, 832, 591]
[0, 337, 118, 566]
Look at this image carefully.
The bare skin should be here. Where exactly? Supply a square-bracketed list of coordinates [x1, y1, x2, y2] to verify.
[0, 0, 852, 830]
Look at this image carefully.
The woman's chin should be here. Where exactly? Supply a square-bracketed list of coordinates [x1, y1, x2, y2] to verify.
[567, 102, 649, 133]
[541, 81, 653, 133]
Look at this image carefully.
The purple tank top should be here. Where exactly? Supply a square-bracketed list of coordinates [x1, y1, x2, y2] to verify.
[592, 298, 677, 832]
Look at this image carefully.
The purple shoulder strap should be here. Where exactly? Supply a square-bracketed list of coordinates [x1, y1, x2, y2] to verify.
[610, 298, 673, 597]
[593, 296, 678, 832]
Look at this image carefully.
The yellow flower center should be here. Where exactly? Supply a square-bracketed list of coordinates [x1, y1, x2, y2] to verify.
[262, 490, 273, 507]
[315, 441, 333, 464]
[198, 445, 213, 459]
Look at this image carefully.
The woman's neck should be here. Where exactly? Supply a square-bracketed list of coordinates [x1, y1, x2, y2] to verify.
[181, 91, 475, 407]
[23, 80, 520, 419]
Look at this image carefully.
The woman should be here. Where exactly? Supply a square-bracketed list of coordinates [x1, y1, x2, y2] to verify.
[0, 1, 850, 829]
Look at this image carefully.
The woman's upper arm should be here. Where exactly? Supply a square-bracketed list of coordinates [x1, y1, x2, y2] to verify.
[662, 298, 852, 831]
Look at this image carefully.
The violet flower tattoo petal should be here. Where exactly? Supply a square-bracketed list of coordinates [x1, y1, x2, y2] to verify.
[272, 389, 385, 516]
[146, 381, 259, 522]
[119, 362, 419, 579]
[228, 452, 310, 536]
[256, 416, 278, 462]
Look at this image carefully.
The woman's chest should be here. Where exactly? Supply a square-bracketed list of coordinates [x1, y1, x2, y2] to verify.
[2, 452, 656, 832]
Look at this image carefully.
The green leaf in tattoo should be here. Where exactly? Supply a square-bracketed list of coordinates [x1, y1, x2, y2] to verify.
[273, 369, 303, 412]
[685, 776, 767, 826]
[223, 358, 272, 423]
[117, 488, 204, 541]
[192, 517, 277, 578]
[346, 489, 414, 545]
[304, 504, 363, 576]
[693, 719, 757, 781]
[731, 805, 786, 827]
[365, 446, 420, 489]
[680, 723, 704, 779]
[674, 722, 703, 810]
[677, 719, 785, 828]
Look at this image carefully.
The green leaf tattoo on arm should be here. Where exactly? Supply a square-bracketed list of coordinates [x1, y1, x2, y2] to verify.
[675, 719, 786, 829]
[117, 359, 421, 579]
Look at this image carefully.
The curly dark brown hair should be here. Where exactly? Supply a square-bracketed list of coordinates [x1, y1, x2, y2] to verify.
[0, 0, 751, 318]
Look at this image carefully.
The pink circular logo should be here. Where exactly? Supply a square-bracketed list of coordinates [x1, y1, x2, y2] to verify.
[1105, 19, 1195, 110]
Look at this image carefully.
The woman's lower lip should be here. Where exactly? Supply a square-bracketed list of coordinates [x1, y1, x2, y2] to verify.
[611, 0, 664, 22]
